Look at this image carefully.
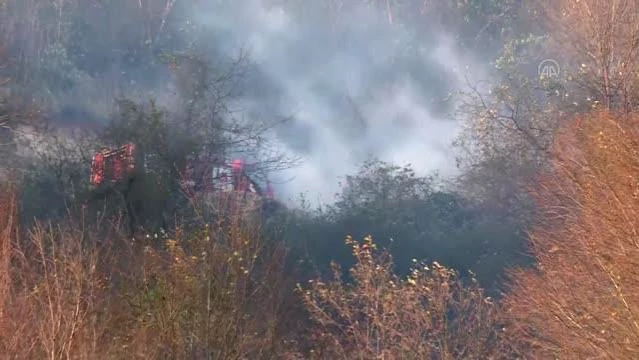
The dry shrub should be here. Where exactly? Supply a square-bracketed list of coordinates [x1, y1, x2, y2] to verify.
[503, 111, 639, 358]
[0, 169, 302, 359]
[117, 202, 298, 359]
[0, 212, 119, 359]
[294, 235, 501, 360]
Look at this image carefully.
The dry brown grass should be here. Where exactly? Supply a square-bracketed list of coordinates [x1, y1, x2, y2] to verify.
[0, 183, 18, 333]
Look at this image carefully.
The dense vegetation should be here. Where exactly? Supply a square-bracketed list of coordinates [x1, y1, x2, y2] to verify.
[2, 0, 639, 359]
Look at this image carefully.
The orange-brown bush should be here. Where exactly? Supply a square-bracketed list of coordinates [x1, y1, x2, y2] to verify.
[293, 235, 502, 360]
[503, 111, 639, 358]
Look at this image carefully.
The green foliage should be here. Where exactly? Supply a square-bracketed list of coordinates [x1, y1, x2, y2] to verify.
[453, 29, 572, 226]
[35, 43, 85, 93]
[453, 0, 522, 44]
[18, 133, 94, 225]
[103, 99, 199, 173]
[96, 99, 199, 231]
[281, 160, 526, 294]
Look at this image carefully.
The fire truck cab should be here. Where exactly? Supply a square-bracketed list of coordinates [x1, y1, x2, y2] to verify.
[90, 143, 141, 188]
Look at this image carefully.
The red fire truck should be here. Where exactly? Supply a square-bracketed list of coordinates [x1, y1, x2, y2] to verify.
[90, 143, 140, 187]
[90, 143, 275, 200]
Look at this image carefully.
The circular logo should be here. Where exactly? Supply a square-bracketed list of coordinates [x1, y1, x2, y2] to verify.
[538, 59, 561, 79]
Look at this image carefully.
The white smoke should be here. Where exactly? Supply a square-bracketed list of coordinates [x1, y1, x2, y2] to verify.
[190, 0, 487, 206]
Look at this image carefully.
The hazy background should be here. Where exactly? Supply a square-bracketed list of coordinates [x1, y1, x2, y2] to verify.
[186, 0, 487, 205]
[1, 0, 495, 206]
